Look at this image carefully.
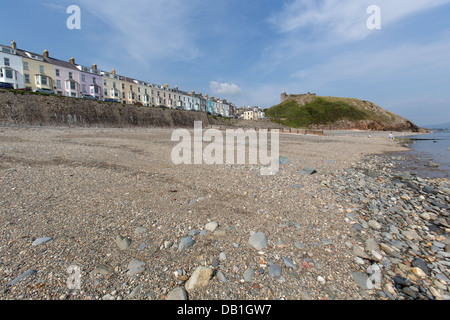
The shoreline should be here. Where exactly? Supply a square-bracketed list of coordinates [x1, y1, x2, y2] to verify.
[0, 126, 448, 301]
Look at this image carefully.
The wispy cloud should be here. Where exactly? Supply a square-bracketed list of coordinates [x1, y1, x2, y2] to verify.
[75, 0, 202, 64]
[269, 0, 450, 42]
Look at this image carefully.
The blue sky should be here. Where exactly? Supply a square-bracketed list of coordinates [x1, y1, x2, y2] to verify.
[2, 0, 450, 126]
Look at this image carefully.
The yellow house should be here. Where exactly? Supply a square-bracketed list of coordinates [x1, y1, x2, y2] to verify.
[16, 44, 55, 92]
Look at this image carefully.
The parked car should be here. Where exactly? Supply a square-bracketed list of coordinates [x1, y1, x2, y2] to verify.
[104, 98, 119, 103]
[82, 94, 96, 100]
[33, 88, 55, 95]
[0, 82, 14, 89]
[134, 102, 143, 106]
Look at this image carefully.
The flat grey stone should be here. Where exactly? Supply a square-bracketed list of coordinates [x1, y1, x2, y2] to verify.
[178, 236, 195, 251]
[32, 237, 52, 246]
[268, 263, 282, 279]
[248, 232, 268, 250]
[166, 287, 188, 300]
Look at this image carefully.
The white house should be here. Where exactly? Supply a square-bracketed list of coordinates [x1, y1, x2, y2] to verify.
[0, 42, 24, 89]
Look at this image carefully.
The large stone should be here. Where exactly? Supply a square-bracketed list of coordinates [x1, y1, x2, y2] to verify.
[248, 232, 268, 250]
[178, 236, 195, 251]
[205, 222, 219, 232]
[115, 235, 132, 250]
[268, 263, 282, 279]
[166, 287, 188, 300]
[352, 272, 369, 290]
[185, 267, 213, 292]
[32, 237, 52, 246]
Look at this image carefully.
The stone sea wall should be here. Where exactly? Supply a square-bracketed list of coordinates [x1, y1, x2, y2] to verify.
[0, 90, 210, 128]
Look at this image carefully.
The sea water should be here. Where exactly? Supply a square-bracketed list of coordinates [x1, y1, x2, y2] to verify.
[401, 130, 450, 179]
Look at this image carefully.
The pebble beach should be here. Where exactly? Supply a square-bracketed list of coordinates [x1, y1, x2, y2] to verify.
[0, 126, 448, 301]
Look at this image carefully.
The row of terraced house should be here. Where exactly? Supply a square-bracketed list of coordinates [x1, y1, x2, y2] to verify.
[0, 41, 236, 117]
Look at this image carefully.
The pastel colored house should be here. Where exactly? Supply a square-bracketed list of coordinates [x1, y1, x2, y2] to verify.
[0, 41, 24, 89]
[101, 69, 122, 101]
[47, 53, 82, 97]
[76, 62, 104, 100]
[16, 44, 55, 92]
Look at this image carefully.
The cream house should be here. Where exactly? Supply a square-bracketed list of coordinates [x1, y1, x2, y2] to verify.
[16, 43, 55, 92]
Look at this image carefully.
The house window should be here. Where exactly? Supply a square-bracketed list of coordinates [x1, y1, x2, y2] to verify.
[23, 62, 29, 71]
[55, 69, 60, 76]
[82, 84, 86, 93]
[93, 77, 96, 84]
[56, 80, 61, 89]
[24, 74, 30, 83]
[81, 75, 85, 82]
[70, 81, 76, 90]
[69, 72, 73, 79]
[39, 65, 45, 74]
[41, 76, 48, 86]
[104, 89, 108, 96]
[104, 80, 107, 86]
[4, 58, 10, 67]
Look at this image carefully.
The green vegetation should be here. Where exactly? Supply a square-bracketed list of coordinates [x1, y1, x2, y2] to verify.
[265, 97, 370, 128]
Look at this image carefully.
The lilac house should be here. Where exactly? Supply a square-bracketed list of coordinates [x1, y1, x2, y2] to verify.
[45, 51, 82, 97]
[73, 59, 103, 100]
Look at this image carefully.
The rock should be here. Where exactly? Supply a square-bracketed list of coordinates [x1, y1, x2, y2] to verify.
[401, 229, 422, 241]
[188, 229, 200, 236]
[352, 244, 370, 259]
[8, 269, 36, 287]
[276, 156, 290, 165]
[425, 161, 440, 168]
[219, 252, 227, 261]
[115, 235, 132, 250]
[91, 264, 114, 275]
[412, 267, 427, 278]
[134, 227, 147, 235]
[298, 166, 317, 175]
[243, 268, 255, 282]
[422, 186, 438, 195]
[216, 271, 227, 282]
[294, 240, 306, 250]
[317, 276, 326, 285]
[166, 287, 188, 300]
[127, 258, 146, 271]
[393, 276, 407, 288]
[248, 232, 268, 250]
[365, 238, 379, 252]
[205, 222, 218, 232]
[282, 257, 295, 269]
[402, 287, 417, 299]
[185, 267, 213, 291]
[368, 220, 382, 230]
[213, 229, 226, 237]
[352, 272, 369, 290]
[411, 258, 430, 276]
[268, 263, 282, 279]
[32, 237, 52, 246]
[178, 236, 195, 251]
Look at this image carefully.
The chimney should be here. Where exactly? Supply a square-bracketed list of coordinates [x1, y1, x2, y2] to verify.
[69, 57, 75, 65]
[164, 84, 169, 88]
[43, 50, 49, 58]
[92, 64, 97, 70]
[11, 40, 17, 50]
[111, 69, 116, 74]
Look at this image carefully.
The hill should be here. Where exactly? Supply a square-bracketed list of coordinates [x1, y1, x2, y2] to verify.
[265, 94, 420, 131]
